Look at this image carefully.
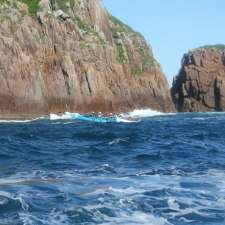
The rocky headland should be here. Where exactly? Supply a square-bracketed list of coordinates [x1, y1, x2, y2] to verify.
[0, 0, 174, 118]
[171, 45, 225, 112]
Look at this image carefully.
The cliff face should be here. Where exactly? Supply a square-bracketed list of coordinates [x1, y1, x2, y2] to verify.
[171, 47, 225, 112]
[0, 0, 174, 118]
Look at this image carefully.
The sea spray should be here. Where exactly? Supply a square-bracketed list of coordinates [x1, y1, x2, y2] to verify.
[49, 108, 172, 123]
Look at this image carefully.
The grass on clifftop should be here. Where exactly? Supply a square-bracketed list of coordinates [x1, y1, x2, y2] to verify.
[0, 0, 40, 15]
[20, 0, 40, 15]
[109, 14, 143, 38]
[199, 44, 225, 50]
[74, 15, 105, 44]
[0, 0, 78, 15]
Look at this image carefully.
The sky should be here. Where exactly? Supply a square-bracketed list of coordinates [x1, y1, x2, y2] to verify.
[103, 0, 225, 85]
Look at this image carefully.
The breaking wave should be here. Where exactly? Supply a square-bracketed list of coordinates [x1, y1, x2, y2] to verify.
[120, 108, 167, 118]
[0, 117, 44, 123]
[0, 108, 174, 124]
[49, 108, 173, 123]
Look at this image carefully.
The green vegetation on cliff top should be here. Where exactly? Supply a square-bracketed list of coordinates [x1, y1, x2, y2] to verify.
[0, 0, 40, 15]
[109, 14, 143, 38]
[199, 44, 225, 50]
[109, 14, 154, 71]
[20, 0, 40, 15]
[0, 0, 74, 15]
[0, 0, 154, 75]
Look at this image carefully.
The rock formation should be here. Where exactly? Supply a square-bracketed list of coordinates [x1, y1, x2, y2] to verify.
[171, 46, 225, 112]
[0, 0, 174, 118]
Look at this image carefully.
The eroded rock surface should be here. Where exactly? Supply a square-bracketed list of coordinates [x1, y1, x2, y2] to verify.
[0, 0, 174, 118]
[171, 47, 225, 112]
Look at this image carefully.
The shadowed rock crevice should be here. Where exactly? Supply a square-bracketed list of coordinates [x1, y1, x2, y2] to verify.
[61, 68, 71, 96]
[214, 78, 222, 111]
[85, 74, 92, 95]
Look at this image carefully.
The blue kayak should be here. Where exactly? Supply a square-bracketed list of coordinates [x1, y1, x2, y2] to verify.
[71, 114, 117, 123]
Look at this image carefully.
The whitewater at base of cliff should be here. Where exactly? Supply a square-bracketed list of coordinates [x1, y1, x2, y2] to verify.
[0, 109, 173, 124]
[0, 109, 225, 225]
[49, 109, 173, 123]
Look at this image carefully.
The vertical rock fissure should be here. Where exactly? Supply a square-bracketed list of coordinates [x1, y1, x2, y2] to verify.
[61, 68, 71, 96]
[85, 74, 92, 94]
[214, 78, 221, 111]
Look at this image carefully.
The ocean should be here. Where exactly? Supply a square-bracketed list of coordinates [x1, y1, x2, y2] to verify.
[0, 110, 225, 225]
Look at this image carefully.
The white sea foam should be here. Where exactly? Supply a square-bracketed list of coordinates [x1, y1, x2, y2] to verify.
[101, 212, 170, 225]
[0, 177, 60, 187]
[4, 108, 225, 124]
[167, 197, 180, 211]
[115, 116, 138, 123]
[50, 112, 136, 123]
[120, 109, 175, 119]
[4, 169, 225, 225]
[125, 109, 164, 117]
[50, 112, 79, 120]
[49, 108, 174, 123]
[0, 191, 29, 211]
[193, 117, 211, 120]
[108, 137, 129, 145]
[20, 212, 70, 225]
[0, 117, 43, 123]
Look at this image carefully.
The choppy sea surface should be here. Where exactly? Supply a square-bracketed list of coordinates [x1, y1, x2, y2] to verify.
[1, 110, 225, 225]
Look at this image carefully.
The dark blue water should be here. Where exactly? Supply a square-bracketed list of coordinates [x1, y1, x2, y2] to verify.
[1, 112, 225, 225]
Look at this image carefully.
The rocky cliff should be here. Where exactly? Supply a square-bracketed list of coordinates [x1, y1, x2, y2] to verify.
[0, 0, 174, 118]
[171, 46, 225, 112]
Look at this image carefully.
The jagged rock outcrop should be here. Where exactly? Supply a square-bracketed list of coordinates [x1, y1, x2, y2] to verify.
[171, 46, 225, 112]
[0, 0, 174, 118]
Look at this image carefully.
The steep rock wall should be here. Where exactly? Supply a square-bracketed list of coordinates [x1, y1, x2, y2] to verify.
[171, 47, 225, 112]
[0, 0, 174, 118]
